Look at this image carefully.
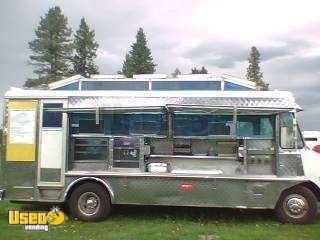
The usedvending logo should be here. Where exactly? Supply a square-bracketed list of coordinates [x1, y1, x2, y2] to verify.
[8, 206, 65, 232]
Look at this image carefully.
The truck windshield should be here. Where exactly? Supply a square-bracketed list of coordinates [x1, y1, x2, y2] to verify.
[280, 112, 304, 149]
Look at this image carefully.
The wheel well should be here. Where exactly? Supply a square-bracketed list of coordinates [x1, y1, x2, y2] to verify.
[298, 182, 320, 201]
[285, 181, 320, 201]
[64, 178, 113, 202]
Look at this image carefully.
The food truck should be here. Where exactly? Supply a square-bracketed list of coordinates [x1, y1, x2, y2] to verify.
[1, 74, 320, 224]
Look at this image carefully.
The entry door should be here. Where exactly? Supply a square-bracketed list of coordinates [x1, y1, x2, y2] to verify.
[38, 100, 67, 186]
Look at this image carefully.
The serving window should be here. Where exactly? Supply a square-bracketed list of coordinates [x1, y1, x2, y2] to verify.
[173, 114, 234, 137]
[172, 112, 275, 139]
[64, 107, 280, 174]
[79, 120, 104, 133]
[112, 113, 167, 136]
[69, 112, 167, 136]
[237, 115, 275, 139]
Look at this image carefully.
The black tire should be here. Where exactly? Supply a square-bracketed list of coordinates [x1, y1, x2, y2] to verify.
[275, 186, 318, 224]
[68, 182, 111, 222]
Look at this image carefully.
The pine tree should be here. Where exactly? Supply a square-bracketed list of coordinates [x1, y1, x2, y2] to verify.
[171, 68, 181, 78]
[191, 66, 208, 74]
[191, 67, 198, 74]
[246, 46, 268, 90]
[200, 66, 208, 74]
[26, 6, 73, 87]
[72, 17, 99, 77]
[122, 53, 134, 77]
[122, 28, 156, 77]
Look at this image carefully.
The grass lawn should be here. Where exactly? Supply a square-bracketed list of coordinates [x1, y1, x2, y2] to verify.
[1, 201, 320, 240]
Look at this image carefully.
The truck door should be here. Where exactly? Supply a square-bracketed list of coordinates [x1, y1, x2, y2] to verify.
[37, 100, 67, 186]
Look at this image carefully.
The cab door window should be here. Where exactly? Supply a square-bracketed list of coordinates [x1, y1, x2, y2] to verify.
[279, 112, 304, 149]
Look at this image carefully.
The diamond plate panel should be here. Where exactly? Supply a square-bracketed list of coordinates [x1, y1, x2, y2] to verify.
[278, 153, 304, 176]
[68, 96, 299, 109]
[246, 140, 273, 150]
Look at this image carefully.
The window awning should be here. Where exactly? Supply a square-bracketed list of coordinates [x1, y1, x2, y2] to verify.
[45, 106, 165, 114]
[165, 104, 292, 114]
[46, 104, 292, 115]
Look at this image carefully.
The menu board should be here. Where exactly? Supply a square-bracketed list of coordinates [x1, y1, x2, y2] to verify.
[9, 110, 36, 144]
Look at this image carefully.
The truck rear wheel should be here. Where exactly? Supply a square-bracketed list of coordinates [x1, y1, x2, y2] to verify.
[68, 182, 111, 221]
[275, 186, 317, 224]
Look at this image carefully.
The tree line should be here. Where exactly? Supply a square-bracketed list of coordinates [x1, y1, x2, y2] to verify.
[26, 7, 98, 87]
[27, 6, 267, 90]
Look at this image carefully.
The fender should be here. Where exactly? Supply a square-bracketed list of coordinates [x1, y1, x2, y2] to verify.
[63, 177, 115, 202]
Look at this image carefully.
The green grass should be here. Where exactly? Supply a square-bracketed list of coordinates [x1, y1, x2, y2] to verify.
[1, 201, 320, 240]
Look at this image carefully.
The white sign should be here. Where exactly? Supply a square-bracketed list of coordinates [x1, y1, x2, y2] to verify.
[9, 110, 36, 144]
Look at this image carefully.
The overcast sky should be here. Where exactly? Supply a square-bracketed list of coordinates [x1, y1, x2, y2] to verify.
[1, 0, 320, 130]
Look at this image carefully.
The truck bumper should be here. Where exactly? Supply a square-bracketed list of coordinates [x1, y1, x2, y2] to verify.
[0, 189, 5, 200]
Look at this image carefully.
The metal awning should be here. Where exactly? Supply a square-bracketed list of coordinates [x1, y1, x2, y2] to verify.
[66, 95, 301, 111]
[166, 104, 293, 114]
[45, 106, 165, 114]
[46, 104, 293, 115]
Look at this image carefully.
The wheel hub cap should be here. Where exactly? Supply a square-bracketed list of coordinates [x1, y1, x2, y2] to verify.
[283, 194, 308, 218]
[287, 198, 305, 214]
[86, 197, 98, 209]
[78, 192, 100, 216]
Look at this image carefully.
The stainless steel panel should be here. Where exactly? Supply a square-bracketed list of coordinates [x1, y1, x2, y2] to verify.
[8, 187, 34, 200]
[247, 139, 273, 149]
[244, 139, 275, 175]
[40, 168, 61, 182]
[65, 171, 308, 181]
[99, 176, 302, 208]
[39, 188, 63, 200]
[247, 156, 274, 175]
[61, 174, 304, 209]
[278, 153, 304, 176]
[4, 162, 36, 187]
[68, 95, 298, 109]
[70, 161, 107, 171]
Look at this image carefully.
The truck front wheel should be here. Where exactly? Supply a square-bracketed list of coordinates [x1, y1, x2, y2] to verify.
[275, 186, 317, 224]
[68, 182, 111, 221]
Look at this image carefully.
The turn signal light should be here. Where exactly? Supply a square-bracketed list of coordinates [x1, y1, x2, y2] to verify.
[312, 145, 320, 153]
[181, 183, 195, 191]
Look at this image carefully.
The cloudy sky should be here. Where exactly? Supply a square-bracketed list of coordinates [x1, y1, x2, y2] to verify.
[1, 0, 320, 129]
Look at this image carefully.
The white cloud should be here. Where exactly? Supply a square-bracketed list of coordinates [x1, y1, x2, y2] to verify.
[1, 0, 320, 129]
